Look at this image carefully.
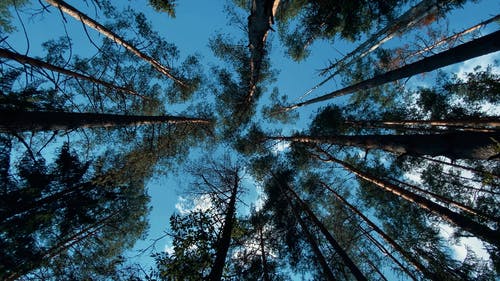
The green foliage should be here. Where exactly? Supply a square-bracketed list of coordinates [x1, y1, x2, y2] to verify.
[148, 0, 176, 17]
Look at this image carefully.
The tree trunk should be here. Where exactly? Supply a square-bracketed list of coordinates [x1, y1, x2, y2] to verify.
[207, 174, 239, 281]
[259, 227, 271, 281]
[318, 151, 500, 248]
[344, 117, 500, 130]
[284, 30, 500, 111]
[0, 48, 143, 98]
[321, 0, 444, 75]
[246, 0, 280, 105]
[267, 132, 500, 160]
[44, 0, 185, 86]
[407, 14, 500, 59]
[0, 110, 211, 133]
[322, 181, 438, 281]
[289, 200, 337, 281]
[387, 176, 499, 222]
[419, 155, 500, 178]
[279, 180, 367, 281]
[0, 182, 91, 224]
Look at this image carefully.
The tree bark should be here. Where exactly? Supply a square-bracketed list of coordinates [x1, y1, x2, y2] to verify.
[0, 48, 143, 98]
[267, 132, 500, 160]
[322, 181, 438, 281]
[246, 0, 280, 105]
[318, 151, 500, 248]
[44, 0, 185, 86]
[0, 110, 211, 133]
[285, 30, 500, 111]
[344, 117, 500, 130]
[207, 174, 239, 281]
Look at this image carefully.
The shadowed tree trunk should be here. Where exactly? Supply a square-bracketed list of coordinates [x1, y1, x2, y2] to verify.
[290, 201, 337, 281]
[44, 0, 185, 86]
[274, 174, 368, 281]
[267, 132, 500, 160]
[207, 173, 239, 281]
[284, 30, 500, 111]
[0, 110, 211, 132]
[316, 148, 500, 248]
[0, 48, 144, 98]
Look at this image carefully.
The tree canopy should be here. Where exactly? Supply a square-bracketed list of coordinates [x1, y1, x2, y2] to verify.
[1, 0, 499, 280]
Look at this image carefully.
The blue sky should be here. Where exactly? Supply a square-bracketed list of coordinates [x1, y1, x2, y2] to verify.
[3, 0, 499, 275]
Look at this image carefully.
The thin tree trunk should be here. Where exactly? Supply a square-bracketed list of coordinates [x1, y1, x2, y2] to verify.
[407, 14, 500, 59]
[277, 178, 367, 281]
[386, 176, 499, 222]
[317, 149, 500, 248]
[207, 174, 239, 281]
[44, 0, 185, 86]
[0, 182, 92, 224]
[6, 211, 118, 281]
[267, 132, 500, 160]
[259, 227, 271, 281]
[322, 0, 445, 75]
[419, 155, 500, 179]
[0, 110, 211, 133]
[322, 181, 440, 281]
[284, 30, 500, 111]
[0, 48, 143, 97]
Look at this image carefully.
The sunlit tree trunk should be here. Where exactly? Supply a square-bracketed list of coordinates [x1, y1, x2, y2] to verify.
[44, 0, 185, 86]
[321, 0, 444, 75]
[207, 174, 239, 281]
[317, 149, 500, 248]
[344, 117, 500, 132]
[284, 30, 500, 111]
[0, 48, 143, 97]
[407, 14, 500, 60]
[267, 132, 500, 160]
[0, 110, 211, 133]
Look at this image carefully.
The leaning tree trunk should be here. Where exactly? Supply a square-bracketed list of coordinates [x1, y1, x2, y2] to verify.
[407, 14, 500, 60]
[207, 174, 239, 281]
[321, 0, 445, 75]
[322, 182, 438, 281]
[278, 179, 368, 281]
[0, 48, 143, 97]
[267, 132, 500, 160]
[317, 149, 500, 248]
[419, 155, 500, 178]
[284, 30, 500, 111]
[44, 0, 185, 86]
[0, 110, 211, 133]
